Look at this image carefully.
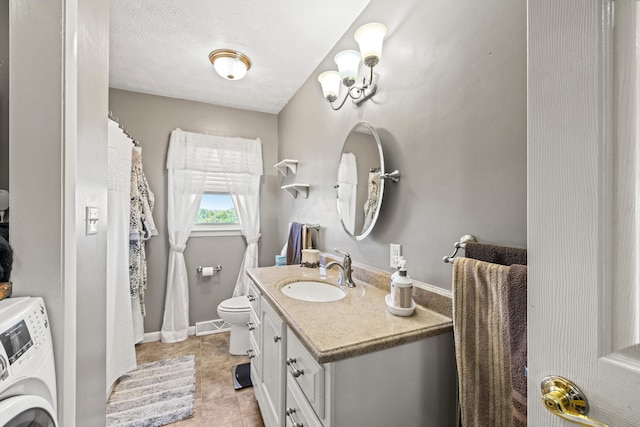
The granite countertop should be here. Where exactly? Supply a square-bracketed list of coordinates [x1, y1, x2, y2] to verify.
[246, 263, 453, 364]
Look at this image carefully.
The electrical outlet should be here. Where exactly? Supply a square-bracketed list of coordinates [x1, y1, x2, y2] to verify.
[390, 243, 402, 268]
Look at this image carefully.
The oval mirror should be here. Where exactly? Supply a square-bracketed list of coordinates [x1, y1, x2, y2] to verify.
[336, 122, 388, 241]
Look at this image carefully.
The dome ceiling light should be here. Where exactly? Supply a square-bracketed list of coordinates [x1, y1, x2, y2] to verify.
[209, 49, 252, 81]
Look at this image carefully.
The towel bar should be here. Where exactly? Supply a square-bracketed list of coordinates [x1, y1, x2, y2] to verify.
[442, 234, 477, 263]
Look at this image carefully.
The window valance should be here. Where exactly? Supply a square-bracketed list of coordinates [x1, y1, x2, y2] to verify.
[166, 128, 263, 175]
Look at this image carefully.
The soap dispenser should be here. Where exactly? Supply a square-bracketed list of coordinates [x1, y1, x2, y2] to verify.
[392, 258, 413, 309]
[390, 256, 403, 296]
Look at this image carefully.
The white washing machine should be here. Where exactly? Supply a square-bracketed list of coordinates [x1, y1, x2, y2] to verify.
[0, 297, 57, 427]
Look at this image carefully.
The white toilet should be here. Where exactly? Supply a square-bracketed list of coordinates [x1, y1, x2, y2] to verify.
[217, 296, 251, 355]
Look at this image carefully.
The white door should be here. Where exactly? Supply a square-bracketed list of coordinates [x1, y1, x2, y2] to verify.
[529, 0, 640, 425]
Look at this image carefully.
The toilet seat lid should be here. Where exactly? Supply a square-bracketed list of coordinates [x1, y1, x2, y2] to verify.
[219, 296, 251, 311]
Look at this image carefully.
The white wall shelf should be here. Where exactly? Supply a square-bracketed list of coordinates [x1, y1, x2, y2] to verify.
[274, 159, 298, 177]
[281, 184, 309, 199]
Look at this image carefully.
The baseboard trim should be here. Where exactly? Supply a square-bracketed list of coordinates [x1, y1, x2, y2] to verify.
[142, 320, 232, 343]
[142, 326, 197, 343]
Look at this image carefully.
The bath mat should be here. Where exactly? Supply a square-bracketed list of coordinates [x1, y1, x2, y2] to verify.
[106, 355, 195, 427]
[233, 362, 253, 390]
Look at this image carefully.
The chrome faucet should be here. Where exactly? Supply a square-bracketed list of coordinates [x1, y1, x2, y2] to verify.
[325, 249, 356, 288]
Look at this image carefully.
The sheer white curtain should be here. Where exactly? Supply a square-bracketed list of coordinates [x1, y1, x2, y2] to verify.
[161, 168, 206, 343]
[228, 173, 261, 297]
[162, 129, 262, 342]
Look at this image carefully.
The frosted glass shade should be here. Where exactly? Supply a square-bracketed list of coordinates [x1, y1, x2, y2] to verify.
[318, 71, 341, 102]
[354, 23, 387, 67]
[334, 50, 361, 87]
[214, 57, 248, 80]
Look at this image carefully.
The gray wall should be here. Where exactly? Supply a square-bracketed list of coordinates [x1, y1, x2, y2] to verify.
[1, 1, 8, 191]
[11, 0, 108, 425]
[109, 89, 280, 333]
[278, 0, 527, 289]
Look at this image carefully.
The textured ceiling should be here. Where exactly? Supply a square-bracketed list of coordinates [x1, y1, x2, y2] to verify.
[109, 0, 371, 114]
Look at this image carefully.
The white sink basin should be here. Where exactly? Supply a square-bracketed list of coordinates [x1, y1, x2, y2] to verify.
[280, 281, 346, 302]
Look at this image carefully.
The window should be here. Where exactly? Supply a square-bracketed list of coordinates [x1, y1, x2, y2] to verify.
[191, 193, 242, 236]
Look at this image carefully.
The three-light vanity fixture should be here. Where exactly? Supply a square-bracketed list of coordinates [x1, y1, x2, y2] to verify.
[317, 22, 387, 110]
[209, 49, 252, 81]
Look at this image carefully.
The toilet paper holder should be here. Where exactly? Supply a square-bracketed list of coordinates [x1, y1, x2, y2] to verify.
[197, 265, 222, 274]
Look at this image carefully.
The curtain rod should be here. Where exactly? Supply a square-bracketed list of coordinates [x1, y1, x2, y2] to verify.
[108, 111, 139, 146]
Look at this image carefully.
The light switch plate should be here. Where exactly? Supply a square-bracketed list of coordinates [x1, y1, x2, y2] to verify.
[86, 206, 98, 235]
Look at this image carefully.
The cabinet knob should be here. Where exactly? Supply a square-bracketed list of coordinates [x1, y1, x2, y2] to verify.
[273, 335, 281, 343]
[286, 357, 304, 378]
[286, 408, 304, 427]
[247, 321, 255, 331]
[246, 349, 255, 359]
[247, 294, 256, 302]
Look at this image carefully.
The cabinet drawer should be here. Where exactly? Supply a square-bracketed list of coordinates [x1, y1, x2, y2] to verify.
[247, 281, 261, 313]
[286, 329, 324, 419]
[248, 308, 260, 345]
[286, 381, 323, 427]
[249, 332, 261, 379]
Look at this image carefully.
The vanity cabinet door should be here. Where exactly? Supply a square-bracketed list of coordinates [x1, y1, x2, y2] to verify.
[259, 299, 287, 427]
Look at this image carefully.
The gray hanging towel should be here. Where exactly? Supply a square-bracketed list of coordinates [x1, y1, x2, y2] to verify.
[464, 242, 527, 266]
[286, 222, 304, 265]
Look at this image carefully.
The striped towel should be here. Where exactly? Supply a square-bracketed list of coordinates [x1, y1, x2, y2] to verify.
[453, 257, 514, 427]
[507, 265, 527, 426]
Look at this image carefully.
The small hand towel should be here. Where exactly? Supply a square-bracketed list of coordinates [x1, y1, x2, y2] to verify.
[453, 257, 514, 427]
[464, 242, 527, 266]
[286, 222, 304, 265]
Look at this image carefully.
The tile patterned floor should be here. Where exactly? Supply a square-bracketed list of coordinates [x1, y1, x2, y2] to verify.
[134, 332, 265, 427]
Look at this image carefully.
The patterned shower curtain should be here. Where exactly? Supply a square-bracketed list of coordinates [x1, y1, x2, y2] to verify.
[129, 147, 158, 343]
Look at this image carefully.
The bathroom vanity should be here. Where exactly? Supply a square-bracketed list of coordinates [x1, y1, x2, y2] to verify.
[246, 264, 457, 427]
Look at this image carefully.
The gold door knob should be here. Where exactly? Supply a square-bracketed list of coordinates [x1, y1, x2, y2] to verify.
[541, 376, 609, 427]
